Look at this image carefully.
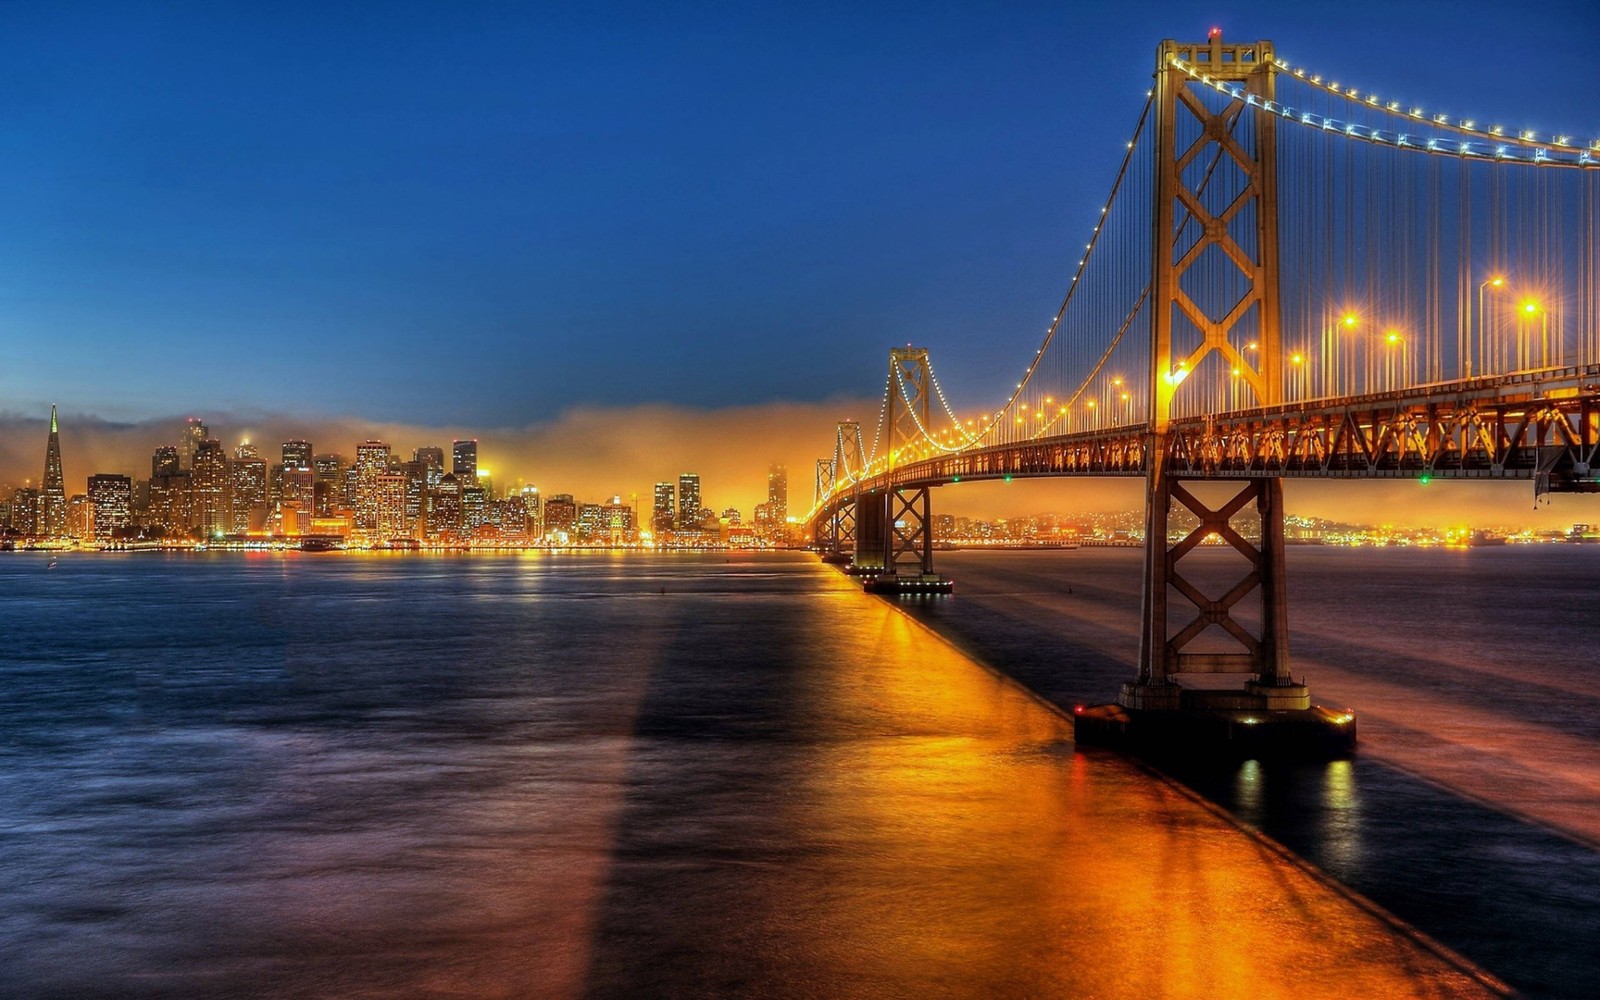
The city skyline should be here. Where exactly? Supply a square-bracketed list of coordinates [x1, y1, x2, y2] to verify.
[2, 405, 792, 546]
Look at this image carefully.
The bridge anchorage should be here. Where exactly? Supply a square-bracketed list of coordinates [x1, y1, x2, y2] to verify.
[809, 30, 1600, 757]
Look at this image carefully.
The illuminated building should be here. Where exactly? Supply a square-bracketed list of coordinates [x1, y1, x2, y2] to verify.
[40, 405, 67, 539]
[452, 439, 477, 480]
[413, 447, 444, 488]
[230, 455, 268, 533]
[720, 507, 741, 525]
[87, 474, 132, 540]
[313, 454, 346, 517]
[180, 417, 207, 470]
[544, 494, 576, 538]
[494, 494, 528, 542]
[152, 446, 180, 477]
[767, 463, 787, 524]
[191, 439, 232, 538]
[282, 440, 313, 470]
[234, 442, 260, 461]
[279, 467, 314, 534]
[400, 460, 428, 531]
[149, 466, 192, 535]
[521, 486, 541, 539]
[353, 440, 391, 530]
[576, 502, 605, 541]
[67, 494, 92, 540]
[653, 482, 675, 535]
[9, 487, 39, 537]
[375, 472, 409, 539]
[427, 473, 463, 538]
[676, 473, 700, 531]
[475, 469, 494, 501]
[602, 495, 636, 543]
[461, 484, 487, 534]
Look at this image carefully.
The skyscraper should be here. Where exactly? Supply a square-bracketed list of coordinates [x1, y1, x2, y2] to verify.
[767, 464, 787, 524]
[414, 446, 445, 488]
[677, 473, 701, 531]
[87, 474, 132, 540]
[191, 439, 231, 537]
[180, 417, 208, 470]
[353, 440, 391, 530]
[230, 454, 268, 533]
[282, 440, 313, 470]
[653, 482, 676, 535]
[452, 439, 477, 480]
[152, 446, 180, 478]
[40, 405, 67, 539]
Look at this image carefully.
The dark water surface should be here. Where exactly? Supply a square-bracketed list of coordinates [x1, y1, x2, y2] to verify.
[0, 550, 1546, 997]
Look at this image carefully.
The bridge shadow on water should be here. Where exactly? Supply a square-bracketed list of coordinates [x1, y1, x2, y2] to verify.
[893, 551, 1600, 1000]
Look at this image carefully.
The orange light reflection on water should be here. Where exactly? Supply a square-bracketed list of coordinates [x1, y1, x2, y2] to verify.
[783, 585, 1500, 999]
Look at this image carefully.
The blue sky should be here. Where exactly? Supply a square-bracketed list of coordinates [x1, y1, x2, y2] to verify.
[4, 1, 1599, 429]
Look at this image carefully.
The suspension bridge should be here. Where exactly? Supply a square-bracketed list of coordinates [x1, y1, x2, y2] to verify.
[805, 33, 1600, 749]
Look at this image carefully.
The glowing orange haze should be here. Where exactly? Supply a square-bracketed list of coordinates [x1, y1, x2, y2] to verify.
[2, 403, 1596, 529]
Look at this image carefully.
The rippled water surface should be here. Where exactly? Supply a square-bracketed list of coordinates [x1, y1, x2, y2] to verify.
[0, 550, 1547, 997]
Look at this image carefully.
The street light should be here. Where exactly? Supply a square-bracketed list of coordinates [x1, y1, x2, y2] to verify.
[1475, 276, 1504, 376]
[1517, 299, 1549, 370]
[1384, 329, 1411, 390]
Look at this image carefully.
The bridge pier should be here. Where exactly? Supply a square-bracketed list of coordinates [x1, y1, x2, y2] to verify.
[850, 488, 953, 594]
[817, 496, 856, 565]
[1079, 472, 1354, 756]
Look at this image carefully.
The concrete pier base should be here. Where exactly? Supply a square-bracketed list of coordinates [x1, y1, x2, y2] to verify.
[861, 573, 954, 595]
[1076, 683, 1355, 759]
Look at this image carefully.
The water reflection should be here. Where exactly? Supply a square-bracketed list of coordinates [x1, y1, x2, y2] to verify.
[0, 553, 1504, 998]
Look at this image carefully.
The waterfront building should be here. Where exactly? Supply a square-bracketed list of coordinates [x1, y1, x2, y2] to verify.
[67, 494, 92, 541]
[652, 482, 675, 536]
[720, 507, 741, 525]
[576, 502, 605, 541]
[676, 473, 700, 531]
[375, 472, 409, 539]
[87, 474, 132, 540]
[191, 439, 232, 538]
[353, 440, 391, 530]
[766, 463, 787, 525]
[543, 494, 577, 540]
[230, 455, 268, 533]
[9, 487, 39, 537]
[427, 474, 463, 538]
[39, 405, 67, 539]
[521, 486, 541, 540]
[461, 484, 487, 535]
[602, 496, 635, 544]
[494, 494, 529, 543]
[148, 471, 192, 535]
[452, 439, 477, 480]
[312, 454, 345, 516]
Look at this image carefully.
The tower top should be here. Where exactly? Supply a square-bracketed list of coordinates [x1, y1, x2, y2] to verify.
[49, 403, 57, 434]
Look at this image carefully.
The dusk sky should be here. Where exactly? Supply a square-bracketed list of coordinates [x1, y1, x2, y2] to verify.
[6, 1, 1600, 521]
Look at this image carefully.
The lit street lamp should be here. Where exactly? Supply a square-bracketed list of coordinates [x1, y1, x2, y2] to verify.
[1473, 276, 1504, 377]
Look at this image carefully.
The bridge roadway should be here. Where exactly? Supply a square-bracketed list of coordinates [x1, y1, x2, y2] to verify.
[835, 364, 1600, 500]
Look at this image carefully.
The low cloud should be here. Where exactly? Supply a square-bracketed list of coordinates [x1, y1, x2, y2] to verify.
[0, 400, 876, 517]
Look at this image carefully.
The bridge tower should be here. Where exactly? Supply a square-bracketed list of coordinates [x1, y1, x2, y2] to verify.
[1124, 33, 1306, 712]
[854, 348, 949, 591]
